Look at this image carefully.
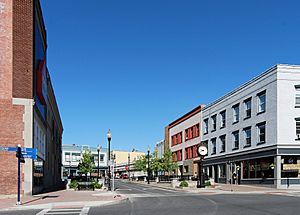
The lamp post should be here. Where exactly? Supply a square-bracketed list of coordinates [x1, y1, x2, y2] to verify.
[128, 153, 130, 181]
[97, 144, 100, 182]
[107, 129, 112, 191]
[147, 146, 150, 184]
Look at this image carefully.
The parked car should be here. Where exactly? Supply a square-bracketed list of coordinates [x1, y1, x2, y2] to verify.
[120, 174, 128, 179]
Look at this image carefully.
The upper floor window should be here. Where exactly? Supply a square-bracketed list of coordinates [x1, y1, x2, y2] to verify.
[211, 138, 216, 155]
[100, 154, 105, 162]
[204, 119, 209, 134]
[232, 104, 239, 123]
[171, 132, 182, 146]
[243, 127, 251, 147]
[257, 91, 266, 114]
[185, 124, 199, 141]
[257, 122, 266, 144]
[211, 115, 217, 131]
[220, 110, 226, 128]
[244, 98, 252, 119]
[65, 152, 70, 162]
[220, 135, 226, 153]
[232, 131, 239, 150]
[295, 86, 300, 107]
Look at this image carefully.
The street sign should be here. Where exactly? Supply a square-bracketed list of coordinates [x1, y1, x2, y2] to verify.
[0, 147, 17, 151]
[0, 147, 37, 159]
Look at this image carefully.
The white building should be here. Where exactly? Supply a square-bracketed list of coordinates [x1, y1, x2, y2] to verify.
[202, 64, 300, 188]
[62, 144, 108, 179]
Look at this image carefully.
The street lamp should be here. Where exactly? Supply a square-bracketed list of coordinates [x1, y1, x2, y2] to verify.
[147, 146, 150, 184]
[128, 153, 130, 181]
[107, 129, 112, 191]
[97, 144, 101, 182]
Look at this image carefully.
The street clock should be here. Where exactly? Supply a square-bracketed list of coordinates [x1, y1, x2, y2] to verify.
[198, 145, 208, 156]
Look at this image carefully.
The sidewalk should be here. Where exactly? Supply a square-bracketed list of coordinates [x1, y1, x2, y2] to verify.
[0, 189, 127, 211]
[130, 180, 300, 195]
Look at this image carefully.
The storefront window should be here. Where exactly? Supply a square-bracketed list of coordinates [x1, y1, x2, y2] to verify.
[219, 164, 226, 178]
[242, 157, 274, 179]
[33, 158, 44, 186]
[281, 156, 300, 178]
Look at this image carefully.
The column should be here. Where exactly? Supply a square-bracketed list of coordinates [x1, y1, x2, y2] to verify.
[275, 155, 281, 189]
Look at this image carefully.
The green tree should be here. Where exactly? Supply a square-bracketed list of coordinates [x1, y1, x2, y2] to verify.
[150, 150, 163, 177]
[134, 155, 147, 172]
[78, 151, 95, 181]
[162, 149, 178, 176]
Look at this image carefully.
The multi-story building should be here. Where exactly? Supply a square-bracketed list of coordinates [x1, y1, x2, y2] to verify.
[167, 105, 205, 177]
[202, 64, 300, 188]
[62, 144, 108, 178]
[0, 0, 63, 195]
[112, 150, 145, 177]
[155, 140, 164, 159]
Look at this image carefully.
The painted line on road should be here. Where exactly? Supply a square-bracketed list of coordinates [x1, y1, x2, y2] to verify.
[80, 207, 90, 215]
[116, 189, 132, 191]
[36, 209, 51, 215]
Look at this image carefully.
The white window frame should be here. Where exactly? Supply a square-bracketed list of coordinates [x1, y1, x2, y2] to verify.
[244, 99, 251, 119]
[220, 111, 226, 128]
[233, 105, 239, 123]
[258, 92, 266, 113]
[295, 87, 300, 107]
[204, 119, 209, 134]
[257, 122, 266, 144]
[232, 131, 239, 149]
[220, 135, 226, 152]
[211, 115, 217, 131]
[244, 127, 251, 146]
[211, 138, 216, 154]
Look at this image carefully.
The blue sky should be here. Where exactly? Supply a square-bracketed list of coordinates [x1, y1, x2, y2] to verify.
[41, 0, 300, 153]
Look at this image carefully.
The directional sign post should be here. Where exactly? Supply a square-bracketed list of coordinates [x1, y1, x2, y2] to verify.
[0, 146, 37, 205]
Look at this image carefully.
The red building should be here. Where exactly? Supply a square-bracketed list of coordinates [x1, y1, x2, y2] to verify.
[0, 0, 63, 195]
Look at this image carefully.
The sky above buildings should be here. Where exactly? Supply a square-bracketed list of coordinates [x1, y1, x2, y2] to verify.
[41, 0, 300, 153]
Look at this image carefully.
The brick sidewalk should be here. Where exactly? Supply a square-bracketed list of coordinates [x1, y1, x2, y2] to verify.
[0, 189, 126, 210]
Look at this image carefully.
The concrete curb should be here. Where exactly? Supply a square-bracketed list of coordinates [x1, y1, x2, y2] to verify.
[0, 196, 129, 212]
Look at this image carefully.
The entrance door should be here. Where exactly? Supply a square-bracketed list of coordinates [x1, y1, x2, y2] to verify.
[214, 165, 218, 183]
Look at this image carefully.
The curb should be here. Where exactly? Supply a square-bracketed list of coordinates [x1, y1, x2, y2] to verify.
[0, 196, 129, 212]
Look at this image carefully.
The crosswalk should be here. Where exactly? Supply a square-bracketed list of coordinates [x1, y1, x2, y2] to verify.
[36, 207, 89, 215]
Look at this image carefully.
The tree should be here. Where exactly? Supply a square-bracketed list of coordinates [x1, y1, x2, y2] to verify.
[150, 150, 163, 177]
[134, 155, 147, 172]
[162, 149, 178, 176]
[78, 151, 95, 181]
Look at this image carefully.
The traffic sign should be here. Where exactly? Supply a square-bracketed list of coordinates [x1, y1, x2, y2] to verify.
[0, 147, 37, 159]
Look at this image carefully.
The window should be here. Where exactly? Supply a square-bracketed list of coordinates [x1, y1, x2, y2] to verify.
[220, 135, 226, 153]
[296, 118, 300, 140]
[204, 119, 208, 134]
[65, 152, 70, 162]
[211, 138, 216, 155]
[211, 115, 217, 131]
[233, 104, 239, 123]
[185, 124, 199, 141]
[257, 91, 266, 113]
[220, 110, 226, 128]
[257, 122, 266, 144]
[244, 98, 251, 119]
[232, 131, 239, 150]
[295, 86, 300, 107]
[100, 154, 104, 162]
[244, 127, 251, 147]
[171, 132, 182, 146]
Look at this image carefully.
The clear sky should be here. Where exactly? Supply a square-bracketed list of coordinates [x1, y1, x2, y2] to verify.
[41, 0, 300, 153]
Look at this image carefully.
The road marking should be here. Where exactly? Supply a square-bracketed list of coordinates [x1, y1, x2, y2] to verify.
[36, 207, 90, 215]
[116, 188, 132, 191]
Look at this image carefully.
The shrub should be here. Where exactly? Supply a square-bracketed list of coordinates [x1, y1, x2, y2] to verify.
[69, 180, 78, 189]
[179, 180, 188, 187]
[92, 181, 103, 189]
[205, 181, 211, 187]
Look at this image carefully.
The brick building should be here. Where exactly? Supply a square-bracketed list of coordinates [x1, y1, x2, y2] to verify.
[0, 0, 63, 195]
[166, 105, 205, 177]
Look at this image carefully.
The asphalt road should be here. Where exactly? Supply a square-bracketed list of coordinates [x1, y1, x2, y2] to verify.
[90, 180, 300, 215]
[2, 181, 300, 215]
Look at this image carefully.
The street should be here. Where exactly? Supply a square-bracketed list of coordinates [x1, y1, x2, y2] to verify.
[2, 181, 300, 215]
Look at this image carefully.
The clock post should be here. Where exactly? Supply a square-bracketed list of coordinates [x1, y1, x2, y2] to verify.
[197, 145, 207, 188]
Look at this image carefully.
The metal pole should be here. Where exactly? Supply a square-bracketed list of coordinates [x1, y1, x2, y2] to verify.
[128, 153, 130, 181]
[97, 149, 100, 182]
[147, 150, 150, 184]
[108, 138, 111, 191]
[17, 146, 21, 205]
[112, 160, 115, 192]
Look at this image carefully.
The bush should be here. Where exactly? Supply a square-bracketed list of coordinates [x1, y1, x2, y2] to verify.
[205, 181, 211, 187]
[92, 181, 103, 189]
[179, 180, 188, 187]
[69, 180, 78, 189]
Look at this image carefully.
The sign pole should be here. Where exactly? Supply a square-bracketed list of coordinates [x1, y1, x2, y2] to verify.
[17, 145, 21, 205]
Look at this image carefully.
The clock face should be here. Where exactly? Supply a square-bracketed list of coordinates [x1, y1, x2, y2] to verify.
[198, 146, 208, 156]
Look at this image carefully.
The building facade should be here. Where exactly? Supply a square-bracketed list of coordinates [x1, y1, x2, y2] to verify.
[62, 144, 108, 179]
[0, 0, 63, 195]
[202, 64, 300, 188]
[155, 140, 164, 159]
[167, 105, 205, 177]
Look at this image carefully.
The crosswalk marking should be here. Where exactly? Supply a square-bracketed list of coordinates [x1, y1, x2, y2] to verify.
[36, 207, 90, 215]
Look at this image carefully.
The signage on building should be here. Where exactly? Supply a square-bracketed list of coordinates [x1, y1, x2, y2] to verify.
[36, 60, 47, 105]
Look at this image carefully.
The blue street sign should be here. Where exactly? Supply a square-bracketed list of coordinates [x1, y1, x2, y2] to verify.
[0, 147, 37, 159]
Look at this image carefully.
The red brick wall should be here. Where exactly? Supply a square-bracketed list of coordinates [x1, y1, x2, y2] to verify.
[0, 0, 13, 99]
[0, 99, 24, 195]
[12, 0, 34, 99]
